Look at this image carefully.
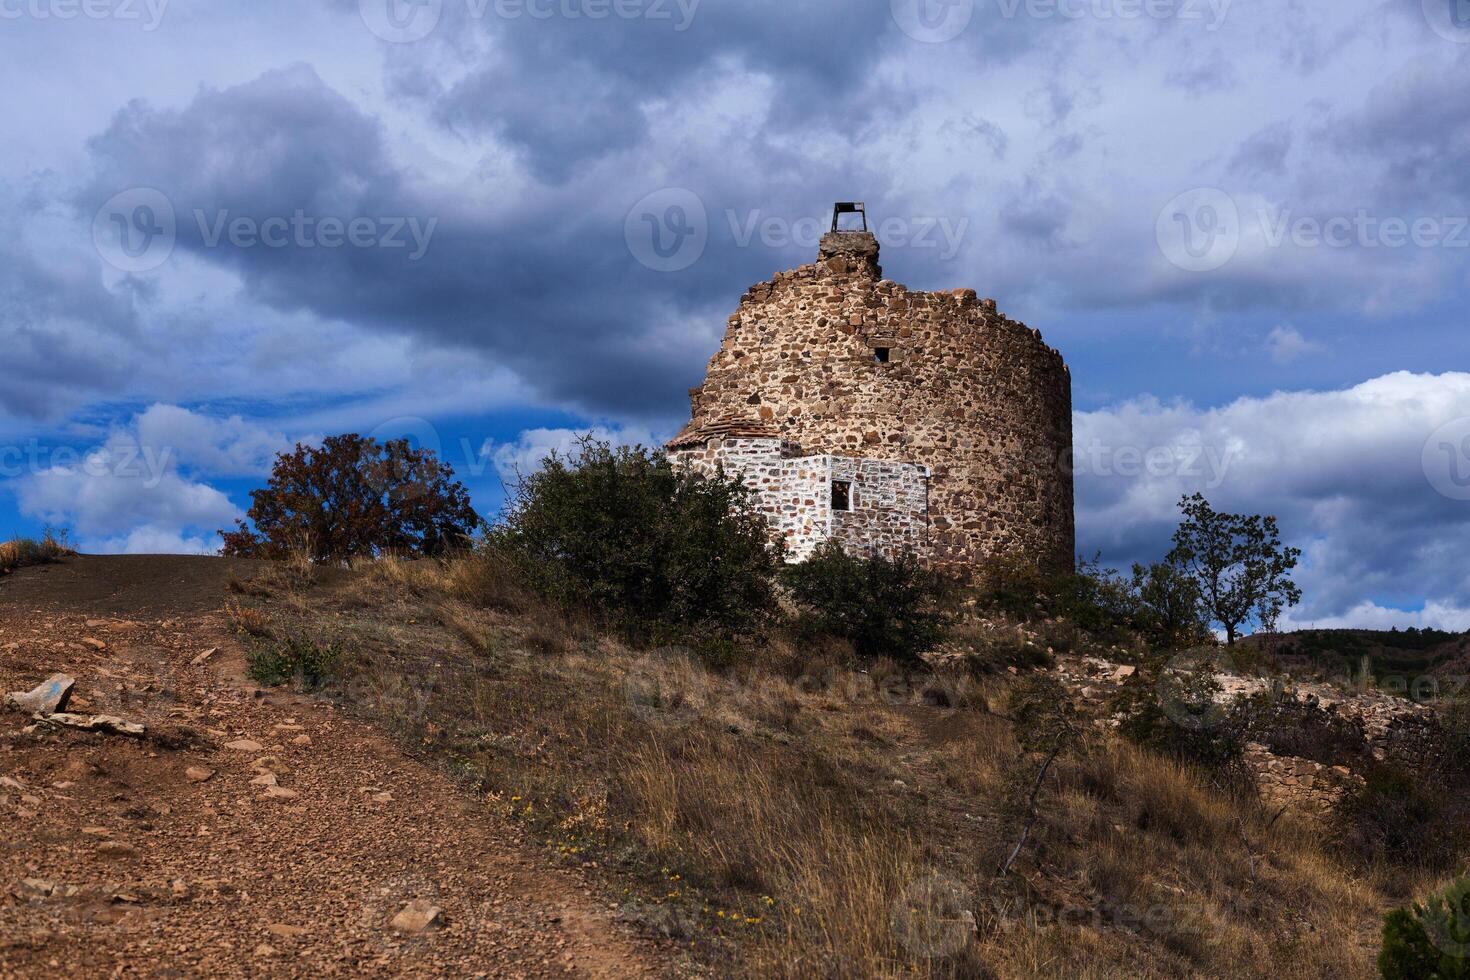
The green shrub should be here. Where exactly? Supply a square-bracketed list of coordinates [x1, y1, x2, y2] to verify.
[980, 554, 1209, 652]
[1228, 689, 1368, 769]
[780, 541, 953, 667]
[248, 636, 342, 689]
[489, 437, 780, 660]
[952, 621, 1051, 676]
[1379, 876, 1470, 979]
[1113, 656, 1245, 773]
[1337, 763, 1463, 870]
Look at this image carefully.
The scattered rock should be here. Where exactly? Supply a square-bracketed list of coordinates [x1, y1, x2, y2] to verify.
[190, 647, 218, 666]
[224, 739, 263, 752]
[265, 923, 307, 939]
[97, 841, 137, 860]
[249, 772, 278, 788]
[372, 791, 394, 803]
[81, 637, 107, 650]
[253, 943, 278, 958]
[390, 898, 445, 933]
[263, 786, 298, 801]
[38, 713, 145, 737]
[291, 734, 312, 747]
[81, 826, 112, 837]
[18, 878, 54, 898]
[185, 766, 215, 783]
[5, 673, 75, 715]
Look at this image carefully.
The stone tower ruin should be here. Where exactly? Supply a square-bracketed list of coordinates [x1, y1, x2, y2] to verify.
[667, 204, 1074, 577]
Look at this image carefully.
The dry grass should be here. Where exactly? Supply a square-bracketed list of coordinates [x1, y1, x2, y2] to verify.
[243, 551, 1431, 978]
[223, 599, 272, 637]
[0, 530, 74, 576]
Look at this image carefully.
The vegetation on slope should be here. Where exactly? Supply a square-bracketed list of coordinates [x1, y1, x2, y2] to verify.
[0, 529, 73, 576]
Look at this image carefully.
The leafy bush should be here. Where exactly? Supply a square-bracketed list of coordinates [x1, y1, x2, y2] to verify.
[1228, 690, 1369, 769]
[780, 541, 953, 666]
[1379, 876, 1470, 979]
[220, 434, 478, 563]
[1336, 764, 1462, 870]
[247, 636, 341, 689]
[1113, 656, 1245, 773]
[1129, 560, 1212, 650]
[1007, 672, 1078, 755]
[953, 621, 1051, 676]
[979, 554, 1210, 652]
[489, 437, 780, 659]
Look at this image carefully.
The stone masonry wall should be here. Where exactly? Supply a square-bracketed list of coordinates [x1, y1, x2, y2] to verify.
[674, 229, 1074, 578]
[828, 456, 930, 560]
[669, 436, 930, 563]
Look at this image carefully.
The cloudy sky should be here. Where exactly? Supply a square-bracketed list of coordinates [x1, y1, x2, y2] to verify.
[1, 0, 1467, 628]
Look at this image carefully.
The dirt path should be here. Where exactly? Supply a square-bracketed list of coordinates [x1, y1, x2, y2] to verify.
[0, 557, 669, 977]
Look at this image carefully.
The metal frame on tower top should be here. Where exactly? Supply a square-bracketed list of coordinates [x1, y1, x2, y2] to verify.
[830, 202, 867, 233]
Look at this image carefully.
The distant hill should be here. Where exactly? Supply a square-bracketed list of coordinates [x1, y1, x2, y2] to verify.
[1243, 627, 1470, 693]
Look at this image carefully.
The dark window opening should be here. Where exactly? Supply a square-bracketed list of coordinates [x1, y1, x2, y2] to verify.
[831, 480, 851, 511]
[873, 347, 890, 364]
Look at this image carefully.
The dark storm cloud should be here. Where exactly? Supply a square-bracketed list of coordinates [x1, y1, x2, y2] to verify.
[1229, 122, 1292, 178]
[0, 193, 141, 419]
[381, 0, 1044, 184]
[1323, 51, 1470, 205]
[76, 64, 904, 418]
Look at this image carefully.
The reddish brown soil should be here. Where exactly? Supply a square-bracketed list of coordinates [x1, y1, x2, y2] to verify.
[0, 556, 670, 978]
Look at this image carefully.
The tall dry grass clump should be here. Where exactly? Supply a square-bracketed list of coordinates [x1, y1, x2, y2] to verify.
[0, 529, 73, 576]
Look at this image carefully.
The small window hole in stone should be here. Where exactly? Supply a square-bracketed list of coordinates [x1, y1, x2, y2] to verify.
[831, 480, 852, 511]
[873, 347, 890, 364]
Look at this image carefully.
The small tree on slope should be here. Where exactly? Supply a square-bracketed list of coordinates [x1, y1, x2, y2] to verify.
[1166, 493, 1301, 645]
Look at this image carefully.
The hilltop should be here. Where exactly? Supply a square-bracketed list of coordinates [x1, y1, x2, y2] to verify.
[5, 550, 1457, 977]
